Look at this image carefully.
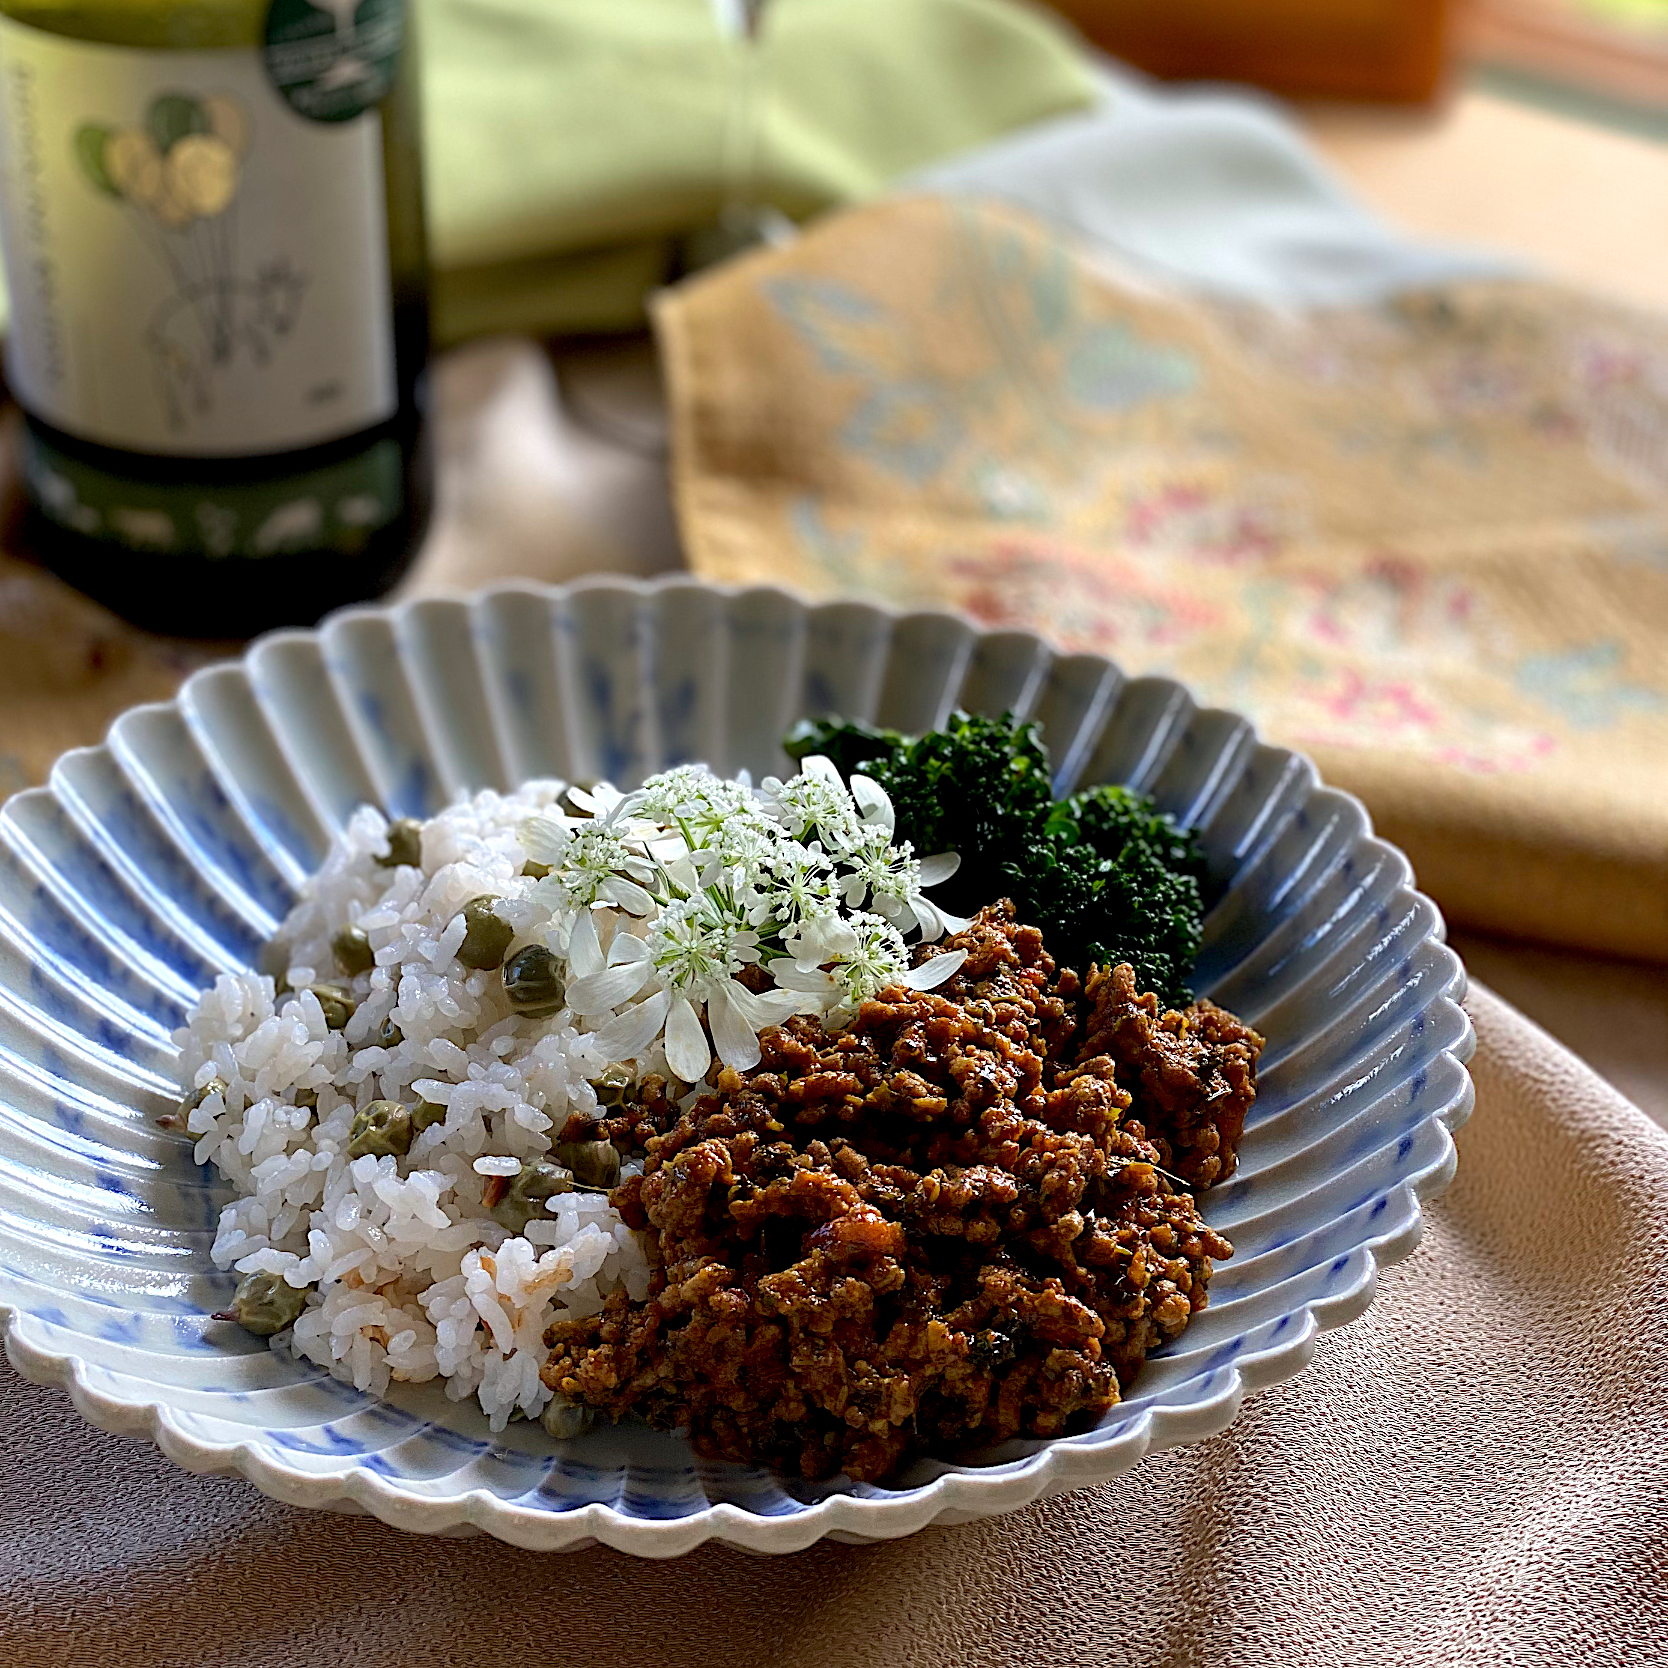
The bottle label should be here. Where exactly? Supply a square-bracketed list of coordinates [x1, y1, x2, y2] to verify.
[20, 424, 406, 560]
[0, 10, 399, 459]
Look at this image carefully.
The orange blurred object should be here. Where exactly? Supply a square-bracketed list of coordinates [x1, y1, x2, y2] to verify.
[1037, 0, 1456, 102]
[1465, 0, 1668, 108]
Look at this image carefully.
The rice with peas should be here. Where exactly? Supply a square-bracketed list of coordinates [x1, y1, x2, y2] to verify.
[177, 784, 651, 1431]
[177, 764, 966, 1431]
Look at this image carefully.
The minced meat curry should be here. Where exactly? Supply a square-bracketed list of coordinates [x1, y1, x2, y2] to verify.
[541, 903, 1263, 1482]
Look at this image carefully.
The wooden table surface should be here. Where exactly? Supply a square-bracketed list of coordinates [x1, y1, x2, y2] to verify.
[1303, 82, 1668, 312]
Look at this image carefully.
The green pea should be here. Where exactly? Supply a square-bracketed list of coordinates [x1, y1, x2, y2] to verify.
[501, 945, 566, 1017]
[309, 984, 356, 1031]
[541, 1396, 594, 1440]
[378, 1014, 404, 1048]
[294, 1087, 319, 1111]
[177, 1074, 227, 1121]
[346, 1099, 413, 1160]
[457, 896, 514, 971]
[377, 818, 423, 869]
[227, 1271, 309, 1337]
[589, 1062, 633, 1108]
[332, 924, 375, 976]
[165, 1075, 225, 1146]
[556, 1139, 620, 1190]
[490, 1160, 573, 1234]
[412, 1100, 448, 1136]
[520, 859, 551, 880]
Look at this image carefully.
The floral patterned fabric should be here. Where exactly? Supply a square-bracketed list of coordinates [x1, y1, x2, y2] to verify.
[660, 195, 1668, 959]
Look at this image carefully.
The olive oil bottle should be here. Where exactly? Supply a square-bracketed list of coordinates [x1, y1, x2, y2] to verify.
[0, 0, 430, 636]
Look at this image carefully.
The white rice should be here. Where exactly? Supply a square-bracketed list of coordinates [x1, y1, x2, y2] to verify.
[175, 784, 653, 1431]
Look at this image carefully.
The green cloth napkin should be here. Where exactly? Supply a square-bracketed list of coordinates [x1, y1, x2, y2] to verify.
[421, 0, 1098, 340]
[0, 0, 1094, 344]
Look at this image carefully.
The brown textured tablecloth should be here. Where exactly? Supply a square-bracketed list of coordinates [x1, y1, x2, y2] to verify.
[3, 983, 1666, 1666]
[0, 345, 1663, 1659]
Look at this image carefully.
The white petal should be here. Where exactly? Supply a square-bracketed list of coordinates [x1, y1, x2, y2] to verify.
[602, 789, 647, 827]
[916, 851, 961, 887]
[603, 877, 655, 916]
[708, 982, 762, 1073]
[529, 876, 568, 915]
[770, 964, 841, 1001]
[800, 755, 842, 787]
[901, 949, 967, 991]
[566, 909, 604, 979]
[870, 894, 910, 926]
[517, 815, 570, 866]
[848, 774, 896, 835]
[648, 832, 690, 864]
[607, 931, 652, 965]
[567, 960, 653, 1016]
[787, 915, 857, 966]
[663, 854, 701, 894]
[588, 988, 670, 1060]
[910, 897, 947, 943]
[728, 979, 812, 1027]
[664, 995, 711, 1083]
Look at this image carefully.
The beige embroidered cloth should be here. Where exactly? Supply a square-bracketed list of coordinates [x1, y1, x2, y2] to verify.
[0, 201, 1665, 1658]
[658, 196, 1668, 962]
[2, 984, 1665, 1665]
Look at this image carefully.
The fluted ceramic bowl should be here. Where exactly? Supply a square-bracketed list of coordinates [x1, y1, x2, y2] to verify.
[0, 577, 1473, 1556]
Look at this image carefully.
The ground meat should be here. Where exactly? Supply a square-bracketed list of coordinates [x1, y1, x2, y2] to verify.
[543, 904, 1243, 1483]
[1077, 962, 1265, 1189]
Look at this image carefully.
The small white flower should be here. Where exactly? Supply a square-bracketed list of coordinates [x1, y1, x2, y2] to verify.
[546, 823, 655, 914]
[899, 850, 966, 941]
[909, 895, 973, 943]
[765, 839, 838, 927]
[841, 826, 921, 913]
[529, 756, 968, 1078]
[783, 911, 859, 969]
[829, 911, 908, 1006]
[760, 769, 862, 851]
[634, 764, 753, 836]
[648, 895, 758, 995]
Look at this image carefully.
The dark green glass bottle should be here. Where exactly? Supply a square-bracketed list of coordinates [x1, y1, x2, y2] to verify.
[0, 0, 430, 636]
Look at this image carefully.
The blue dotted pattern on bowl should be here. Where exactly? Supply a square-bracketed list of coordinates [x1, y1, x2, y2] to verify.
[0, 578, 1474, 1557]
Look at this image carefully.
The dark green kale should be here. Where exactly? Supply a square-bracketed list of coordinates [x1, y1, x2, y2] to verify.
[784, 712, 1206, 1007]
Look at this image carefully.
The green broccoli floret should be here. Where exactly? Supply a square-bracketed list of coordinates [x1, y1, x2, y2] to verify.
[783, 717, 908, 784]
[1052, 784, 1206, 1001]
[788, 712, 1054, 921]
[783, 712, 1206, 1007]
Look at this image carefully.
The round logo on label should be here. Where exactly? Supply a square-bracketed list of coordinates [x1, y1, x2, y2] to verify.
[262, 0, 404, 124]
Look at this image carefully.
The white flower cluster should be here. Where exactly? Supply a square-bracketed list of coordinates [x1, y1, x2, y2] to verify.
[515, 758, 968, 1084]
